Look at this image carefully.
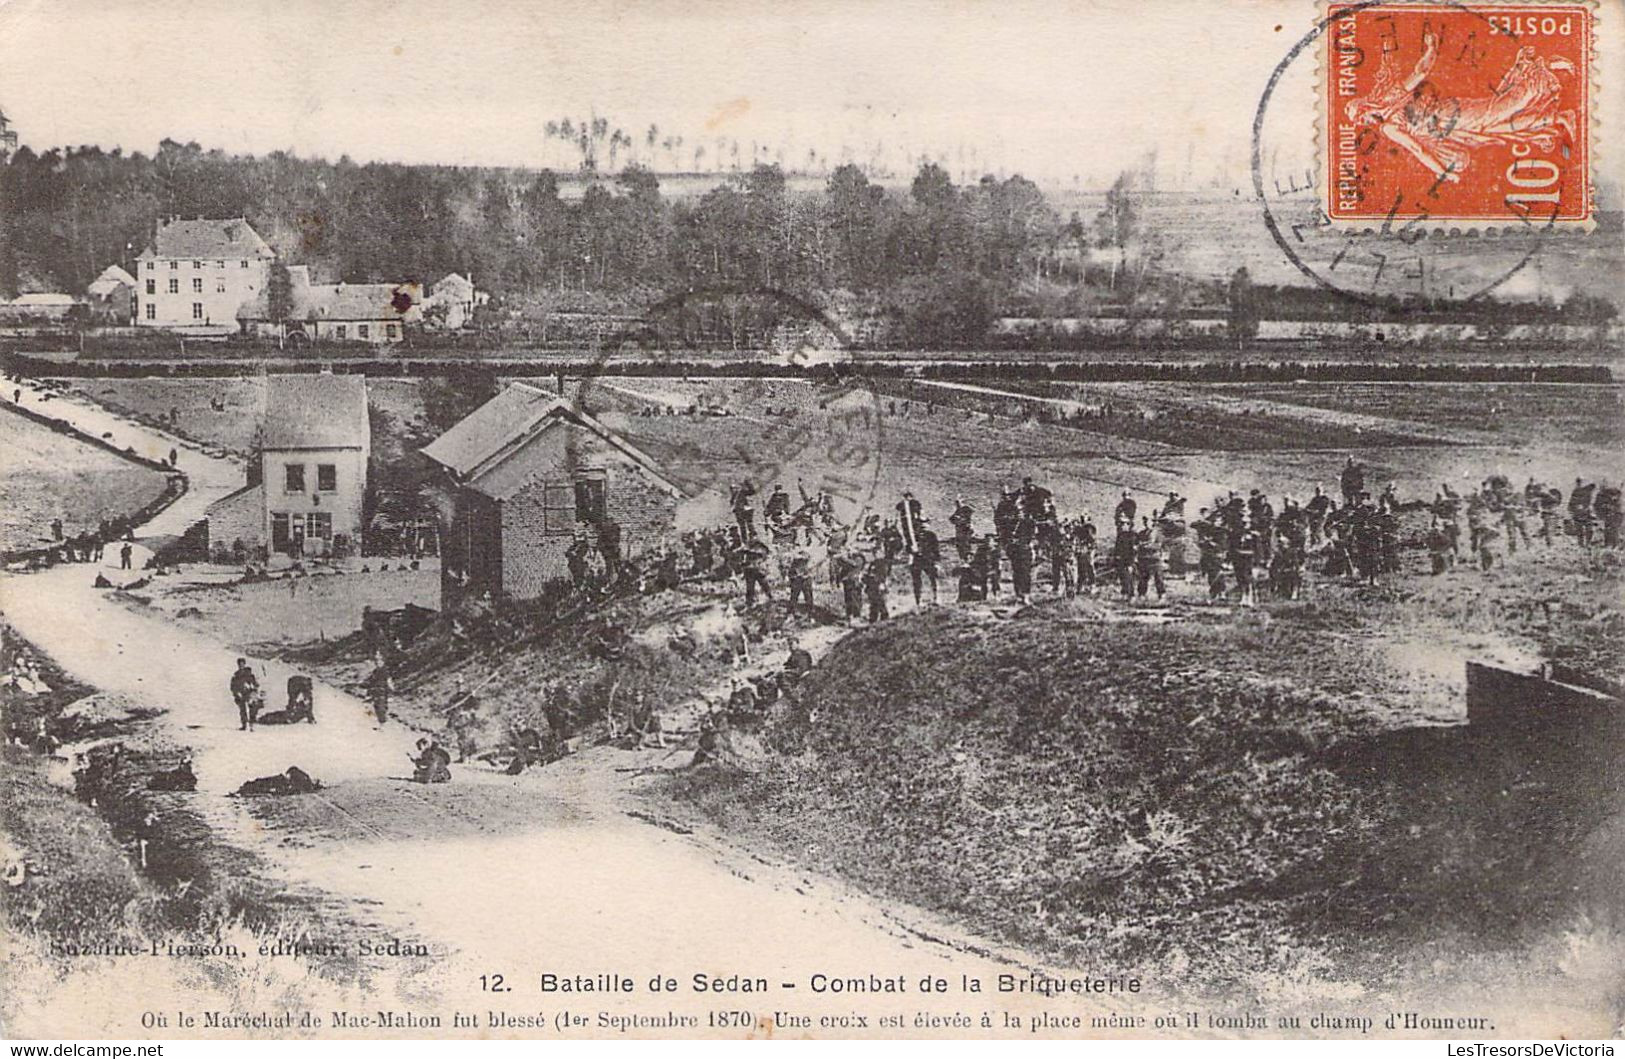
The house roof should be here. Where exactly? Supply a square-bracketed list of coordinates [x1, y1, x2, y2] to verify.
[87, 265, 136, 296]
[205, 480, 263, 514]
[432, 272, 474, 298]
[421, 382, 682, 501]
[262, 374, 369, 450]
[138, 218, 274, 261]
[7, 292, 77, 306]
[313, 282, 422, 322]
[237, 273, 422, 324]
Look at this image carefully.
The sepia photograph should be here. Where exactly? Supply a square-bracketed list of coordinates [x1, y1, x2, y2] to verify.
[0, 0, 1621, 1045]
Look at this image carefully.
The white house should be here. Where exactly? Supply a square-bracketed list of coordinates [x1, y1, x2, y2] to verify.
[135, 218, 275, 333]
[206, 374, 371, 559]
[425, 272, 483, 329]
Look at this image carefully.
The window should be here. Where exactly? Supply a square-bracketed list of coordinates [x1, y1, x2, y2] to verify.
[216, 280, 226, 293]
[145, 279, 155, 295]
[358, 324, 370, 339]
[574, 476, 607, 524]
[542, 484, 576, 534]
[284, 463, 305, 492]
[334, 325, 347, 339]
[216, 260, 225, 269]
[192, 277, 203, 293]
[192, 260, 202, 269]
[145, 261, 153, 271]
[145, 303, 155, 320]
[317, 464, 336, 492]
[192, 302, 204, 320]
[386, 324, 398, 339]
[167, 278, 178, 294]
[240, 260, 248, 268]
[169, 260, 177, 270]
[305, 512, 332, 540]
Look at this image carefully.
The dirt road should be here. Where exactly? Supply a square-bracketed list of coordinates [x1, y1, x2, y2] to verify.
[0, 385, 1066, 1031]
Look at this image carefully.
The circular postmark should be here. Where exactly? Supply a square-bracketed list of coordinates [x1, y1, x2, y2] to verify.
[1253, 0, 1583, 307]
[562, 287, 886, 595]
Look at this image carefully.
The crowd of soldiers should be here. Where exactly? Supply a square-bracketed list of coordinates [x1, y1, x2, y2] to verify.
[44, 515, 137, 570]
[650, 457, 1624, 621]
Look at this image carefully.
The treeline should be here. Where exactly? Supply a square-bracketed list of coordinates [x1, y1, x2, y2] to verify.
[0, 140, 1075, 339]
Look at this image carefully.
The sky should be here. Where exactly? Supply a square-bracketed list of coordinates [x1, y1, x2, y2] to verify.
[0, 0, 1326, 188]
[1, 0, 1619, 191]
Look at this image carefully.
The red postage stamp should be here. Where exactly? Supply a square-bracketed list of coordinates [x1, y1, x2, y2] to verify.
[1326, 2, 1592, 224]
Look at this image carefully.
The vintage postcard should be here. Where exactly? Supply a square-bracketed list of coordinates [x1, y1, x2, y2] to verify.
[1, 0, 1621, 1045]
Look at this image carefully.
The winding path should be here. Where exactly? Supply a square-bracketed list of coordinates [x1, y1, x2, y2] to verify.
[1, 376, 1055, 1035]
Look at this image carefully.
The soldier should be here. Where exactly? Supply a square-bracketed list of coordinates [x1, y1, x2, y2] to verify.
[1434, 485, 1463, 559]
[1072, 517, 1098, 595]
[1019, 476, 1052, 520]
[1569, 478, 1597, 545]
[1007, 515, 1036, 605]
[1537, 484, 1563, 546]
[1427, 515, 1452, 575]
[1134, 516, 1166, 600]
[446, 675, 480, 762]
[993, 488, 1020, 547]
[1305, 486, 1332, 546]
[1476, 508, 1502, 571]
[229, 658, 260, 732]
[765, 484, 791, 522]
[731, 478, 758, 537]
[911, 521, 941, 606]
[949, 496, 976, 561]
[1112, 522, 1137, 599]
[862, 553, 892, 622]
[1502, 489, 1532, 554]
[1232, 526, 1259, 607]
[896, 491, 924, 554]
[967, 535, 999, 601]
[1247, 490, 1275, 564]
[1595, 482, 1623, 548]
[1113, 490, 1136, 530]
[734, 533, 773, 607]
[1193, 509, 1226, 601]
[832, 546, 866, 623]
[411, 738, 452, 784]
[363, 654, 393, 726]
[786, 541, 815, 611]
[1339, 456, 1365, 508]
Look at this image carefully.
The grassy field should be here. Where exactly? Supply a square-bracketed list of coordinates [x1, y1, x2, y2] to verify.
[0, 409, 174, 553]
[52, 374, 1622, 545]
[658, 547, 1625, 1001]
[1238, 382, 1625, 449]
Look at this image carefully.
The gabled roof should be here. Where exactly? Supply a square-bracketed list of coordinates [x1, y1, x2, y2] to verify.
[237, 272, 421, 324]
[312, 282, 421, 322]
[138, 218, 274, 261]
[87, 264, 136, 296]
[421, 382, 682, 500]
[432, 272, 474, 297]
[262, 374, 369, 450]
